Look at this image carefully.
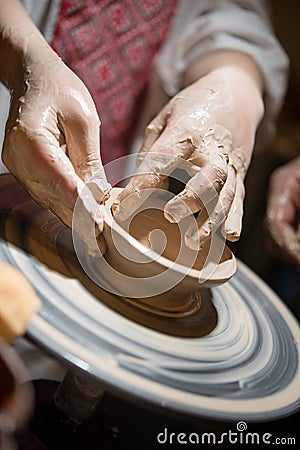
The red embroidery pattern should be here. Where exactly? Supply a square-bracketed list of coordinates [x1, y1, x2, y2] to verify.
[52, 0, 176, 182]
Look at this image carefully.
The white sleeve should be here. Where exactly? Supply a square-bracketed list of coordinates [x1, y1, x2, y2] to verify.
[155, 0, 289, 146]
[21, 0, 62, 43]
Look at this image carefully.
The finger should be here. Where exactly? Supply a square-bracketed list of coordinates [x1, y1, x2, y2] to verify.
[229, 147, 251, 180]
[111, 110, 169, 219]
[136, 115, 166, 164]
[266, 170, 300, 227]
[113, 133, 194, 221]
[266, 218, 300, 269]
[223, 171, 245, 241]
[184, 208, 210, 251]
[61, 107, 111, 202]
[184, 164, 236, 249]
[164, 152, 228, 223]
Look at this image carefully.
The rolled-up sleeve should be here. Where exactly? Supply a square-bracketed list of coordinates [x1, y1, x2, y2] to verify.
[155, 0, 289, 146]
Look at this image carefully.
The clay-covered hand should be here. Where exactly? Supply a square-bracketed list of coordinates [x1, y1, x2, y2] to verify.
[113, 64, 264, 249]
[1, 28, 110, 256]
[264, 157, 300, 270]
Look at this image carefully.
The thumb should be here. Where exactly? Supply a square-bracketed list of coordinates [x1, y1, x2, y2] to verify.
[62, 110, 111, 202]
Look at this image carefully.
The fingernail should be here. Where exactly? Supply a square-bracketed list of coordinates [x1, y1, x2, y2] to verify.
[94, 209, 104, 233]
[111, 199, 120, 216]
[185, 222, 211, 250]
[112, 202, 130, 221]
[164, 200, 197, 223]
[185, 232, 202, 250]
[112, 191, 142, 221]
[225, 230, 240, 242]
[185, 223, 201, 250]
[223, 223, 240, 242]
[87, 177, 111, 202]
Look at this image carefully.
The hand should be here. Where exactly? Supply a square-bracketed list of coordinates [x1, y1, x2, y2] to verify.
[1, 33, 110, 256]
[264, 157, 300, 270]
[113, 63, 264, 249]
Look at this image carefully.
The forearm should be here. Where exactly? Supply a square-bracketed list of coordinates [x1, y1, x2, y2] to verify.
[0, 0, 59, 90]
[183, 49, 263, 90]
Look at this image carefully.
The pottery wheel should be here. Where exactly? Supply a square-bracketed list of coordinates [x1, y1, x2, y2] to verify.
[0, 236, 299, 421]
[0, 175, 299, 422]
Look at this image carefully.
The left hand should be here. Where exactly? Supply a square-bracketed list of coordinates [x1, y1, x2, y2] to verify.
[264, 157, 300, 270]
[113, 65, 264, 249]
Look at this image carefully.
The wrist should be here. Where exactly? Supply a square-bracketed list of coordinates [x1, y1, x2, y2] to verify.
[185, 51, 264, 129]
[0, 0, 61, 89]
[0, 25, 61, 91]
[184, 50, 263, 90]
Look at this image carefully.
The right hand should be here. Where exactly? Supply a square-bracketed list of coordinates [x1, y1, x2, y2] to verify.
[114, 61, 264, 250]
[2, 48, 110, 256]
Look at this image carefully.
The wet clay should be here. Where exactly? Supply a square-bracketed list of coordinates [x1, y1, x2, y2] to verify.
[0, 175, 225, 337]
[103, 188, 235, 309]
[126, 205, 230, 271]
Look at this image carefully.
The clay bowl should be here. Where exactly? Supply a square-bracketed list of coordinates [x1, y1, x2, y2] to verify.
[90, 188, 236, 310]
